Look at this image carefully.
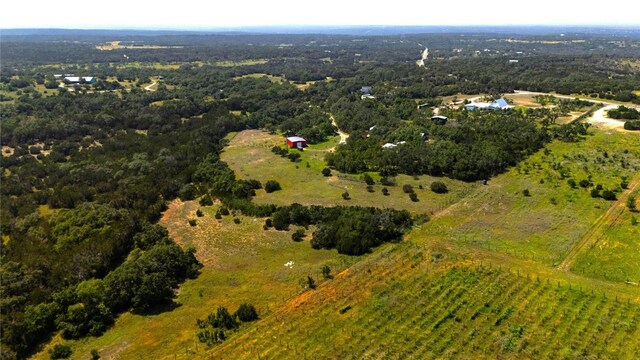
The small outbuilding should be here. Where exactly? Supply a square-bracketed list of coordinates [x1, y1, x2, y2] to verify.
[361, 86, 372, 94]
[431, 115, 448, 125]
[82, 76, 96, 84]
[286, 136, 307, 149]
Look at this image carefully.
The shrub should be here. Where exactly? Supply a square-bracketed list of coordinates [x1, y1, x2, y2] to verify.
[215, 211, 222, 219]
[322, 167, 332, 176]
[430, 181, 448, 194]
[321, 265, 331, 279]
[264, 180, 281, 193]
[264, 218, 273, 229]
[382, 187, 389, 196]
[220, 206, 230, 216]
[409, 192, 419, 202]
[632, 216, 638, 226]
[287, 153, 301, 162]
[380, 176, 395, 186]
[627, 194, 637, 212]
[188, 219, 197, 226]
[363, 173, 375, 185]
[366, 185, 374, 193]
[567, 179, 577, 189]
[590, 188, 601, 198]
[292, 228, 305, 242]
[621, 180, 629, 189]
[235, 303, 259, 322]
[342, 191, 350, 200]
[196, 209, 204, 217]
[49, 344, 72, 359]
[602, 190, 616, 201]
[402, 184, 414, 194]
[233, 218, 241, 224]
[624, 120, 640, 130]
[90, 349, 100, 360]
[523, 189, 531, 197]
[199, 196, 214, 206]
[579, 179, 591, 188]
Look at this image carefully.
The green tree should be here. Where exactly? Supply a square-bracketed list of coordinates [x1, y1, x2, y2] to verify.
[234, 303, 258, 322]
[292, 228, 305, 242]
[322, 167, 332, 176]
[321, 265, 332, 279]
[627, 194, 637, 212]
[264, 180, 281, 193]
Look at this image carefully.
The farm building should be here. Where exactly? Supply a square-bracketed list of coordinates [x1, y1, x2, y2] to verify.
[64, 76, 80, 83]
[361, 86, 372, 94]
[63, 76, 96, 84]
[465, 98, 512, 111]
[286, 136, 307, 149]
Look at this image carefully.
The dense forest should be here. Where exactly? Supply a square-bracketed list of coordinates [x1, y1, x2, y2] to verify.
[1, 29, 639, 358]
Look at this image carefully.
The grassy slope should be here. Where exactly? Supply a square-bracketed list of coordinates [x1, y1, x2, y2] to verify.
[221, 130, 477, 215]
[34, 200, 357, 359]
[426, 130, 640, 267]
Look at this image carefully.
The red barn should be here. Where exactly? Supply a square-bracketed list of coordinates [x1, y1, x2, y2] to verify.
[286, 136, 307, 149]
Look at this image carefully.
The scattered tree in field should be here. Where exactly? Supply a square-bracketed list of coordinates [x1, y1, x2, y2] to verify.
[602, 190, 617, 201]
[90, 349, 100, 360]
[430, 181, 448, 194]
[220, 206, 230, 215]
[567, 179, 577, 189]
[233, 217, 240, 224]
[342, 191, 350, 200]
[196, 209, 204, 217]
[188, 219, 197, 226]
[366, 185, 374, 193]
[523, 189, 531, 197]
[363, 173, 375, 185]
[306, 276, 316, 289]
[322, 167, 332, 176]
[579, 179, 591, 188]
[590, 188, 601, 198]
[628, 194, 637, 212]
[382, 187, 389, 196]
[264, 180, 281, 193]
[292, 228, 305, 242]
[49, 344, 72, 359]
[402, 184, 414, 194]
[409, 192, 419, 202]
[321, 265, 332, 279]
[234, 303, 258, 322]
[264, 218, 273, 229]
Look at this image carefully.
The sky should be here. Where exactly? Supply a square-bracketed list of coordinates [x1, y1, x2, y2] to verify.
[2, 0, 639, 29]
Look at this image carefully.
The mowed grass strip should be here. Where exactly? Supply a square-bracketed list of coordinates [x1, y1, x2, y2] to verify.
[221, 130, 477, 215]
[34, 199, 357, 360]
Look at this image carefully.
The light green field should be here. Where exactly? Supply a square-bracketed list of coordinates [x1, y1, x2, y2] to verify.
[423, 130, 640, 266]
[215, 59, 269, 67]
[213, 252, 640, 359]
[571, 190, 640, 283]
[221, 130, 477, 215]
[35, 199, 357, 359]
[233, 73, 286, 83]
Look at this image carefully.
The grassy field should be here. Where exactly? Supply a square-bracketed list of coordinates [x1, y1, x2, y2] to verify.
[34, 126, 640, 359]
[571, 189, 640, 284]
[211, 240, 640, 359]
[422, 129, 640, 267]
[221, 130, 477, 215]
[215, 59, 269, 67]
[35, 199, 357, 359]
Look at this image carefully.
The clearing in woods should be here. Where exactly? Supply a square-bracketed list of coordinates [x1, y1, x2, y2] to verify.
[221, 130, 478, 215]
[34, 199, 358, 359]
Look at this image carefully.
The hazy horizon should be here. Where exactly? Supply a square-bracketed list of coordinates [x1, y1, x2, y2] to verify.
[2, 0, 639, 30]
